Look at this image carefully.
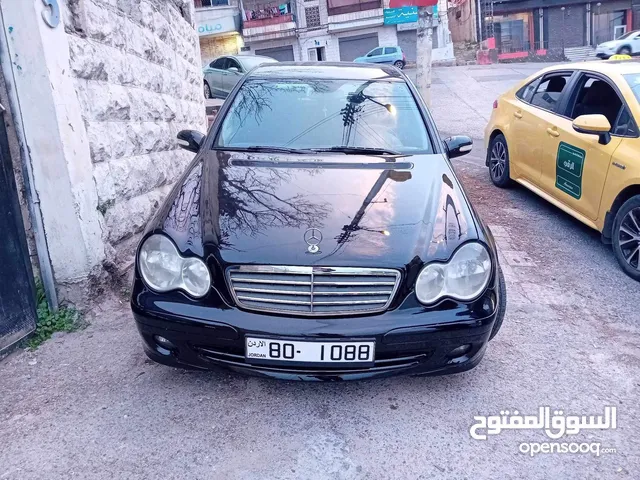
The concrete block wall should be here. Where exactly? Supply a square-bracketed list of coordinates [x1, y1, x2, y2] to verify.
[65, 0, 206, 272]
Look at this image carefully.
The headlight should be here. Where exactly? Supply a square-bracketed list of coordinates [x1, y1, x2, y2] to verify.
[138, 234, 211, 298]
[415, 242, 491, 304]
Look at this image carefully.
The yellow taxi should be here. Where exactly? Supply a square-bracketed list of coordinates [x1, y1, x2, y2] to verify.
[485, 59, 640, 281]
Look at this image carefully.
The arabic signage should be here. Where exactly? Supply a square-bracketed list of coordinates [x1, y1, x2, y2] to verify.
[384, 7, 418, 25]
[388, 0, 437, 8]
[197, 14, 238, 37]
[555, 142, 586, 200]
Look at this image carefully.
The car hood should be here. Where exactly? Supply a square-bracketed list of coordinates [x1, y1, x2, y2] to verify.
[153, 150, 479, 270]
[598, 41, 619, 48]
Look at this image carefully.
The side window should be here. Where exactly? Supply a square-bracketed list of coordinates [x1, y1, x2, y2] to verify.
[530, 73, 572, 113]
[211, 58, 226, 69]
[613, 107, 639, 137]
[516, 78, 539, 103]
[369, 48, 383, 57]
[226, 59, 241, 71]
[569, 75, 623, 131]
[384, 47, 397, 54]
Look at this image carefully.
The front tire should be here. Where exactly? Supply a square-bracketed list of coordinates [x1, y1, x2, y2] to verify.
[488, 134, 512, 188]
[612, 195, 640, 281]
[204, 81, 212, 99]
[394, 60, 404, 69]
[618, 46, 632, 56]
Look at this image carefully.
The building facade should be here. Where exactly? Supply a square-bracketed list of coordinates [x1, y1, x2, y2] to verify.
[483, 0, 636, 60]
[195, 0, 455, 64]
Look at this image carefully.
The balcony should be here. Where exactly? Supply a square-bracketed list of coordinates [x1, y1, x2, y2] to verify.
[327, 0, 382, 17]
[327, 3, 384, 33]
[242, 3, 296, 41]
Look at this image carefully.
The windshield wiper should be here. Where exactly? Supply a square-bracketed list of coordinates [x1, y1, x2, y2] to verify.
[218, 146, 315, 154]
[311, 146, 402, 156]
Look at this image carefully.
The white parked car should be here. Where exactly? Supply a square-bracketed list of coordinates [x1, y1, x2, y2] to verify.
[203, 55, 277, 99]
[596, 30, 640, 59]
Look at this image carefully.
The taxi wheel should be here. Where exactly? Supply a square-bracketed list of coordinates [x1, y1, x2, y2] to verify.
[488, 134, 512, 188]
[612, 196, 640, 281]
[489, 268, 507, 340]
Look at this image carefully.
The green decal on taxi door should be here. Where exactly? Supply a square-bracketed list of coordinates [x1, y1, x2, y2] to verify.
[556, 142, 586, 199]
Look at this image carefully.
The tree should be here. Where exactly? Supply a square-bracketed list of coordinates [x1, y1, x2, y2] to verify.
[415, 6, 434, 107]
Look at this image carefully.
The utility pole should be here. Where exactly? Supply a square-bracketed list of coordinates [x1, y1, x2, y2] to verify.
[415, 6, 434, 107]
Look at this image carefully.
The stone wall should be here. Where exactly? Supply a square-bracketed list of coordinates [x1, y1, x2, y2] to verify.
[200, 34, 239, 65]
[64, 0, 206, 274]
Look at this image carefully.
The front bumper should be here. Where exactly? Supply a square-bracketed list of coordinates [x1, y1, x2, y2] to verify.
[131, 286, 500, 381]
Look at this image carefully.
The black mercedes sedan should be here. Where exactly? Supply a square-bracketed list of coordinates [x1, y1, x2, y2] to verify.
[131, 62, 506, 381]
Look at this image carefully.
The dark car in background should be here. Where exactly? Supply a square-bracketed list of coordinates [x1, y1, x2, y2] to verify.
[131, 63, 506, 381]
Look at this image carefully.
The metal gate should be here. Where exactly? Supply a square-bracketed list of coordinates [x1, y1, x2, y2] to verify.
[338, 33, 379, 61]
[0, 105, 37, 352]
[255, 45, 295, 61]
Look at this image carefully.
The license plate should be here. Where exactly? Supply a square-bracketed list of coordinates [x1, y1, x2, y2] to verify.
[245, 337, 375, 364]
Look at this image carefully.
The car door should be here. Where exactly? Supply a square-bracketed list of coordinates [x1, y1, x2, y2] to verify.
[382, 47, 396, 63]
[366, 47, 384, 64]
[204, 58, 225, 97]
[508, 72, 574, 184]
[538, 73, 625, 221]
[221, 58, 243, 96]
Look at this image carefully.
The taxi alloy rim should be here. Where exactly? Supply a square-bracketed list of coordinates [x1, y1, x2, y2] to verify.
[490, 141, 507, 180]
[619, 207, 640, 270]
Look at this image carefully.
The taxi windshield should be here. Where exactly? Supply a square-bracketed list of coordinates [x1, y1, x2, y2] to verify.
[625, 73, 640, 104]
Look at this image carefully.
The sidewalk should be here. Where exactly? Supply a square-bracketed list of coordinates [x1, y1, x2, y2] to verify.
[405, 63, 556, 140]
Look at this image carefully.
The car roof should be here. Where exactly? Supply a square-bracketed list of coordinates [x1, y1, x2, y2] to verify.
[540, 59, 640, 76]
[246, 62, 405, 80]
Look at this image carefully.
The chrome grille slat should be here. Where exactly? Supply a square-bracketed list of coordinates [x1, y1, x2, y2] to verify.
[227, 266, 400, 316]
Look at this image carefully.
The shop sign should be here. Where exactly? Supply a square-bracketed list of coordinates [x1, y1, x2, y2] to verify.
[197, 15, 238, 37]
[383, 7, 418, 25]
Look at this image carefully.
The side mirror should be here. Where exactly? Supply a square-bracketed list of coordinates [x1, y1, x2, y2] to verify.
[228, 66, 240, 73]
[177, 130, 205, 153]
[444, 135, 473, 159]
[572, 114, 611, 145]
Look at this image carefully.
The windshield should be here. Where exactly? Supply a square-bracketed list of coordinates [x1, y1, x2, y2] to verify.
[624, 73, 640, 104]
[215, 78, 432, 153]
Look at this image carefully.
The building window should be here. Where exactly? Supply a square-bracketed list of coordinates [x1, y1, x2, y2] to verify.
[327, 0, 381, 17]
[195, 0, 229, 7]
[490, 12, 533, 53]
[305, 6, 321, 28]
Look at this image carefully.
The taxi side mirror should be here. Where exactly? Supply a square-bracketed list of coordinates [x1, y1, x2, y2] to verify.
[572, 114, 611, 145]
[444, 135, 473, 159]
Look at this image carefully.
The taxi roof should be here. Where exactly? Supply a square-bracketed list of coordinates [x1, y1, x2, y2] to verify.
[544, 59, 640, 76]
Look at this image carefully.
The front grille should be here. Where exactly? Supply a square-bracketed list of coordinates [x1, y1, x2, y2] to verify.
[226, 266, 401, 316]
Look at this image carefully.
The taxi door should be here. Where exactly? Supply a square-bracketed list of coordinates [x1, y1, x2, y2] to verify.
[538, 74, 623, 221]
[509, 72, 574, 184]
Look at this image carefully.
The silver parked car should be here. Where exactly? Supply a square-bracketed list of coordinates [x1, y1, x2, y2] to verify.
[203, 55, 278, 99]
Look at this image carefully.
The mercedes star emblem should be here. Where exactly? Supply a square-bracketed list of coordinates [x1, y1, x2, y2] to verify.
[304, 228, 323, 254]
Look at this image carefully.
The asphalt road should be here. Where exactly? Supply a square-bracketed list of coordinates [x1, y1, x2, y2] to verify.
[1, 64, 639, 480]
